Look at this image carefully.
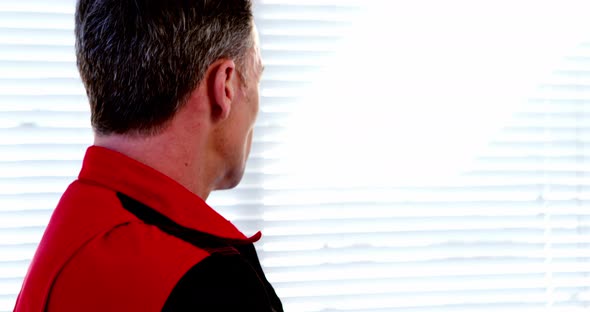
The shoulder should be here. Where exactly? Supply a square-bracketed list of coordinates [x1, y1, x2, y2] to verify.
[48, 221, 209, 312]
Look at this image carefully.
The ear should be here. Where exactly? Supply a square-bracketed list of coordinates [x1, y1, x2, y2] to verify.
[209, 59, 237, 122]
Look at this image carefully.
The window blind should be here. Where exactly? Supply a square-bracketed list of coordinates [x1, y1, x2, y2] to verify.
[245, 2, 590, 312]
[0, 1, 589, 312]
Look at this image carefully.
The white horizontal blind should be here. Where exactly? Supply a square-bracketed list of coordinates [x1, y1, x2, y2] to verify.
[241, 2, 590, 312]
[1, 1, 589, 312]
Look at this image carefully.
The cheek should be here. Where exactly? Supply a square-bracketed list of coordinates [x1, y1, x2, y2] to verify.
[253, 88, 260, 114]
[250, 94, 260, 132]
[246, 130, 254, 154]
[243, 120, 254, 155]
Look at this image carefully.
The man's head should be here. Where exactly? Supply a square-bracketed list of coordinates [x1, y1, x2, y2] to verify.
[75, 0, 255, 135]
[76, 0, 263, 194]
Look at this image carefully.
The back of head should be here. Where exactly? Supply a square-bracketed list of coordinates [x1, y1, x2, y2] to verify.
[75, 0, 254, 136]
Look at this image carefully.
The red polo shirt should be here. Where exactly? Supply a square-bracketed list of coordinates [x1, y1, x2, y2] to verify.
[14, 146, 280, 312]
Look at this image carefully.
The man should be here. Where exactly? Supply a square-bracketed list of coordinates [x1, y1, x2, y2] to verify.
[14, 0, 283, 311]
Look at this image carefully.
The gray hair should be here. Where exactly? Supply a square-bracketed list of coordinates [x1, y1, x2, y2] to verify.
[75, 0, 254, 135]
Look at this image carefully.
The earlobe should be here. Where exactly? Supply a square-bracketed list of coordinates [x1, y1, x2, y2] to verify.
[210, 59, 236, 122]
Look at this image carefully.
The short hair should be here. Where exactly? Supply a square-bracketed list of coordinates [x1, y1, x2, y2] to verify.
[75, 0, 254, 135]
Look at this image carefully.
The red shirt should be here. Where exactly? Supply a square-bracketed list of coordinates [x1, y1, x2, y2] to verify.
[14, 146, 277, 312]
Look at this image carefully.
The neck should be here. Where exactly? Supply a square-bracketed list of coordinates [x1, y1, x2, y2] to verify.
[94, 130, 215, 200]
